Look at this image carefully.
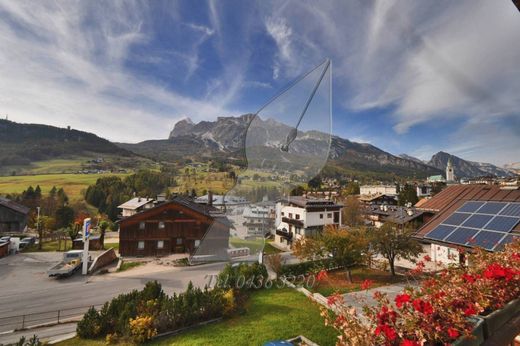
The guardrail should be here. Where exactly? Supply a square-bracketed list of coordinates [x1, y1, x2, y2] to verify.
[0, 304, 104, 334]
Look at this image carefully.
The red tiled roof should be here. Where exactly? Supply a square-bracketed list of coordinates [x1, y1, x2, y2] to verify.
[415, 185, 520, 238]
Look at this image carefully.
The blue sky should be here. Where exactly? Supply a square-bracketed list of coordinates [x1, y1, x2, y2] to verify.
[0, 0, 519, 166]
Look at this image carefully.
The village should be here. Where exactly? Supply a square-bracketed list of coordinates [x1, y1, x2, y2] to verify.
[0, 159, 519, 345]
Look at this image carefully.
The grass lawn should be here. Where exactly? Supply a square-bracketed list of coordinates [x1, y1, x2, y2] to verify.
[104, 242, 120, 251]
[310, 267, 404, 297]
[57, 289, 337, 346]
[263, 242, 282, 255]
[23, 240, 73, 252]
[229, 237, 264, 254]
[155, 288, 337, 346]
[117, 261, 144, 272]
[0, 173, 129, 201]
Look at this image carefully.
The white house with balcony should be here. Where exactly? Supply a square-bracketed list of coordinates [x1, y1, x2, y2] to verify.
[274, 196, 343, 249]
[118, 197, 155, 217]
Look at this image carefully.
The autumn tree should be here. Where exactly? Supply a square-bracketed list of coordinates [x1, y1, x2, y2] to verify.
[342, 196, 363, 227]
[370, 222, 422, 276]
[293, 225, 369, 282]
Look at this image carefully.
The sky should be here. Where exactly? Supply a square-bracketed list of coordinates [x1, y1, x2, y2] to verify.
[0, 0, 519, 166]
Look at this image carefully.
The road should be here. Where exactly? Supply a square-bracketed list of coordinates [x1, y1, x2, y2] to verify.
[0, 253, 226, 335]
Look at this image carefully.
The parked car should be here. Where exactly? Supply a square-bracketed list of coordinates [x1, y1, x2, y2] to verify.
[47, 250, 85, 278]
[19, 236, 36, 248]
[0, 236, 11, 243]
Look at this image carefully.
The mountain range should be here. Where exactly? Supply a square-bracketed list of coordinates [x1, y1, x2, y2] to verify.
[0, 117, 515, 180]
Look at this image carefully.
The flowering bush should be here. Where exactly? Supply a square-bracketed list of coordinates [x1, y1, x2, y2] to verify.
[322, 241, 520, 345]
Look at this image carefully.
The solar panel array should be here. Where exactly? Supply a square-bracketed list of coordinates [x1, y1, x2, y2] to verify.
[424, 201, 520, 251]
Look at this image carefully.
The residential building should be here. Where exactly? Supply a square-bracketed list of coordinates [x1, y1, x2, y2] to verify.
[364, 205, 425, 229]
[195, 194, 249, 211]
[274, 197, 343, 249]
[414, 185, 520, 265]
[242, 200, 275, 237]
[0, 197, 29, 233]
[360, 185, 398, 196]
[118, 197, 155, 217]
[358, 193, 398, 206]
[427, 175, 446, 184]
[416, 184, 432, 198]
[119, 196, 230, 257]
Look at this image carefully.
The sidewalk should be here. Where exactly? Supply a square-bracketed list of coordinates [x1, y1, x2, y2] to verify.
[0, 323, 76, 345]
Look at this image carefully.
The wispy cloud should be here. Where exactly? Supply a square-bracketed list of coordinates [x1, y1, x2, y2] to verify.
[0, 1, 238, 142]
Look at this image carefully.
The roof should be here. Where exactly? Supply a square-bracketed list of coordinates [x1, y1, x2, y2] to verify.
[120, 196, 231, 226]
[118, 197, 154, 210]
[414, 198, 431, 208]
[0, 197, 30, 215]
[366, 205, 424, 225]
[278, 196, 343, 208]
[358, 193, 396, 202]
[195, 194, 249, 205]
[415, 185, 520, 238]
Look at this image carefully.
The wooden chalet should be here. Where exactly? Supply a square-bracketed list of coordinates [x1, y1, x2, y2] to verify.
[119, 196, 230, 257]
[0, 197, 29, 233]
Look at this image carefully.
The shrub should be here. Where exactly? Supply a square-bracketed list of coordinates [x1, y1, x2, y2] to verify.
[129, 315, 157, 344]
[76, 307, 102, 339]
[280, 258, 338, 277]
[217, 263, 268, 290]
[222, 289, 236, 316]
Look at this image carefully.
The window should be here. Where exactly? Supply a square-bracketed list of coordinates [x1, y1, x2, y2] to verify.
[139, 222, 145, 230]
[281, 212, 285, 216]
[158, 221, 165, 229]
[320, 214, 323, 219]
[194, 240, 200, 248]
[295, 214, 300, 220]
[157, 240, 164, 249]
[296, 227, 301, 235]
[289, 213, 293, 218]
[327, 213, 332, 218]
[137, 241, 145, 250]
[176, 238, 183, 245]
[289, 225, 292, 232]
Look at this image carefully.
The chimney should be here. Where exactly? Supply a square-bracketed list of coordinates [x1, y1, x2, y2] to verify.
[208, 190, 213, 207]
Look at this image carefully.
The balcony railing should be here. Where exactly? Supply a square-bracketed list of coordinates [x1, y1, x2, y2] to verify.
[276, 229, 293, 240]
[282, 217, 304, 227]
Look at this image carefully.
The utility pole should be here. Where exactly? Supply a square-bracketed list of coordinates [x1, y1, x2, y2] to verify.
[82, 218, 91, 275]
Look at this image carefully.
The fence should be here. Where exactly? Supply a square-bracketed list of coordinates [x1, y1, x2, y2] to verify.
[0, 304, 103, 334]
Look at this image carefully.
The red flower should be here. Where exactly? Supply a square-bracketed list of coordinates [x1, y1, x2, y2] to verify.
[361, 279, 374, 290]
[447, 327, 459, 339]
[395, 294, 411, 309]
[401, 340, 420, 346]
[316, 270, 328, 282]
[464, 305, 477, 316]
[462, 273, 476, 283]
[512, 253, 520, 261]
[484, 263, 514, 281]
[412, 299, 433, 315]
[375, 324, 397, 341]
[423, 255, 432, 262]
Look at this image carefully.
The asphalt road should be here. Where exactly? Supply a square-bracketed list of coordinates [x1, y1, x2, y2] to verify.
[0, 253, 226, 334]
